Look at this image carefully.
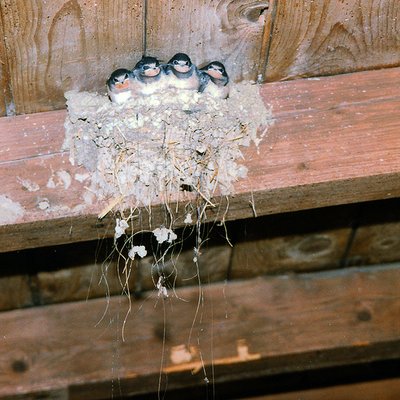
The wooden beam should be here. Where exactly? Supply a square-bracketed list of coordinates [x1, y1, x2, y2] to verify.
[250, 378, 400, 400]
[0, 264, 399, 399]
[1, 67, 400, 252]
[347, 200, 400, 266]
[229, 207, 355, 278]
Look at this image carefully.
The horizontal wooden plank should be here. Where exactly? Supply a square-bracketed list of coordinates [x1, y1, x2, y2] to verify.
[230, 207, 354, 278]
[346, 200, 400, 266]
[139, 241, 232, 292]
[250, 378, 400, 400]
[0, 264, 399, 398]
[34, 240, 133, 306]
[1, 67, 400, 252]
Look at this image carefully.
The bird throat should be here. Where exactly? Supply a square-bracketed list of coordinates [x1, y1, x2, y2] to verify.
[140, 72, 161, 84]
[171, 67, 193, 80]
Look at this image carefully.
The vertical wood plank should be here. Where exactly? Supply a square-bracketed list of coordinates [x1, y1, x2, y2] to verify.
[0, 0, 144, 115]
[257, 0, 277, 81]
[145, 0, 270, 82]
[265, 0, 400, 81]
[0, 8, 11, 116]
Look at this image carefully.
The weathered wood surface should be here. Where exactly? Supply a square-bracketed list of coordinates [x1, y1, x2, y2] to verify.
[347, 200, 400, 266]
[139, 241, 232, 292]
[251, 378, 400, 400]
[0, 0, 269, 116]
[1, 67, 400, 252]
[0, 14, 11, 116]
[0, 237, 232, 311]
[230, 207, 355, 278]
[0, 250, 32, 310]
[0, 0, 144, 115]
[265, 0, 400, 81]
[0, 264, 399, 399]
[145, 0, 269, 81]
[33, 240, 132, 306]
[4, 199, 400, 311]
[1, 1, 400, 115]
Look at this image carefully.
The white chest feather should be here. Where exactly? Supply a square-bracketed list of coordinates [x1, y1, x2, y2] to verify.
[109, 89, 132, 104]
[167, 73, 200, 90]
[203, 82, 230, 99]
[132, 74, 168, 96]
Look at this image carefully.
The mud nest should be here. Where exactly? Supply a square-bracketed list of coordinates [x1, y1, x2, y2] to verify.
[63, 83, 272, 214]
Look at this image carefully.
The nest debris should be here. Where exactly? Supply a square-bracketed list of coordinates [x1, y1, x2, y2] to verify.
[63, 83, 273, 215]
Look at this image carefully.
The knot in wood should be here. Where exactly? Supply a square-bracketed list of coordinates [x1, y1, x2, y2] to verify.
[357, 309, 372, 322]
[11, 359, 29, 373]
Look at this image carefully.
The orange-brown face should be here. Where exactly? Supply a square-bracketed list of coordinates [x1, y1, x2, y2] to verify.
[174, 64, 190, 73]
[206, 63, 226, 79]
[115, 79, 130, 89]
[171, 57, 191, 73]
[207, 68, 223, 79]
[142, 63, 161, 77]
[144, 67, 161, 76]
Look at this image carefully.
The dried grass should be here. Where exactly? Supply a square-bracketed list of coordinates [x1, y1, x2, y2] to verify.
[63, 83, 273, 217]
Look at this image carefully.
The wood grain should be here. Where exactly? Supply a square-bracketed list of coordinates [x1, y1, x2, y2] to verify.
[139, 241, 232, 292]
[0, 239, 139, 310]
[0, 8, 11, 117]
[0, 264, 399, 398]
[1, 0, 400, 114]
[265, 0, 400, 81]
[346, 200, 400, 266]
[230, 207, 354, 278]
[250, 378, 400, 400]
[0, 254, 32, 311]
[145, 0, 270, 82]
[1, 67, 400, 252]
[0, 0, 143, 115]
[34, 240, 136, 306]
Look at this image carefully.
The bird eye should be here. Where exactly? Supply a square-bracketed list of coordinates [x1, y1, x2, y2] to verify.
[173, 60, 179, 65]
[143, 65, 150, 70]
[124, 73, 129, 79]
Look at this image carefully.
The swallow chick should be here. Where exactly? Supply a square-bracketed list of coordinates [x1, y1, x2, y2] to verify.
[131, 56, 166, 96]
[199, 61, 230, 99]
[164, 53, 202, 91]
[107, 68, 133, 104]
